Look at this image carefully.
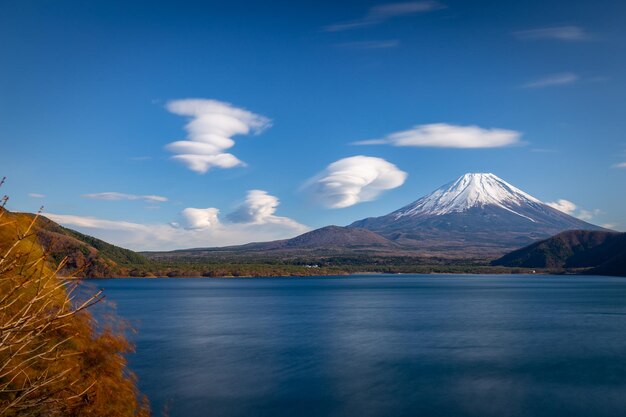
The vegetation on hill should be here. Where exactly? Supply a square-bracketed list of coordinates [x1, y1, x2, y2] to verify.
[492, 230, 626, 276]
[9, 211, 150, 278]
[0, 201, 150, 415]
[137, 253, 531, 277]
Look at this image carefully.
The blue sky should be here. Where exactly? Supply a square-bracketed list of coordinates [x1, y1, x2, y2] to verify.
[1, 0, 625, 250]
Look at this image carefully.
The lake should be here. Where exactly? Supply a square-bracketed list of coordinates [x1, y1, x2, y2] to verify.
[89, 275, 626, 417]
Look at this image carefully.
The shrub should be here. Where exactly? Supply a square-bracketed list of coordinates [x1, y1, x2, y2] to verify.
[0, 194, 150, 416]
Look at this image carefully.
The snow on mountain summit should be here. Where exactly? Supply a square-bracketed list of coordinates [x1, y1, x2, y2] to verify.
[393, 173, 542, 220]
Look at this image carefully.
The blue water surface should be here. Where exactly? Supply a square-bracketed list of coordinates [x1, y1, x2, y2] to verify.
[88, 275, 626, 417]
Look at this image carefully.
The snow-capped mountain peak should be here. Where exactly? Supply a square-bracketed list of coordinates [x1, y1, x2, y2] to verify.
[393, 173, 542, 220]
[349, 172, 604, 255]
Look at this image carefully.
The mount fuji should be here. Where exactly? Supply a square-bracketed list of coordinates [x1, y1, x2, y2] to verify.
[349, 173, 606, 255]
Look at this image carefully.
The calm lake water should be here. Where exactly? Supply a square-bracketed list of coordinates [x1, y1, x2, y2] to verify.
[90, 275, 626, 417]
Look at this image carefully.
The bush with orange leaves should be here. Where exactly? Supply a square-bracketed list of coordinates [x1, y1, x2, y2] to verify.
[0, 183, 150, 416]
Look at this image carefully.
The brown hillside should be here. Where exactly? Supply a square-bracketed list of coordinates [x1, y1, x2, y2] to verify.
[0, 208, 148, 277]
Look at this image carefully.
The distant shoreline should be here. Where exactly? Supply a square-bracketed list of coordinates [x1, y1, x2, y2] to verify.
[76, 270, 609, 280]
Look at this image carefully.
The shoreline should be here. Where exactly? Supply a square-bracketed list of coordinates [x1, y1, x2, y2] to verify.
[73, 270, 620, 280]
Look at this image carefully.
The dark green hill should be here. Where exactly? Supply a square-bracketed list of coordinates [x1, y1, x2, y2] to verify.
[492, 230, 626, 276]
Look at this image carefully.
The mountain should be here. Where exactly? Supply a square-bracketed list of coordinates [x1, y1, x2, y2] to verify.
[266, 225, 397, 250]
[0, 208, 148, 277]
[145, 225, 401, 259]
[492, 230, 626, 276]
[350, 173, 606, 255]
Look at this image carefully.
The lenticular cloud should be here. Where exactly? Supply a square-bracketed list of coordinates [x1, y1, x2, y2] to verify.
[165, 99, 271, 173]
[228, 190, 281, 224]
[227, 190, 306, 229]
[354, 123, 521, 148]
[181, 207, 221, 230]
[309, 156, 408, 208]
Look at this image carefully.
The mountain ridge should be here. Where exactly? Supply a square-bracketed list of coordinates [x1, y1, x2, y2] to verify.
[145, 225, 403, 258]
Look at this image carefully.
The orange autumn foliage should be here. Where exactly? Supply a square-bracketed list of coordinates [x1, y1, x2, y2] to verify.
[0, 193, 150, 416]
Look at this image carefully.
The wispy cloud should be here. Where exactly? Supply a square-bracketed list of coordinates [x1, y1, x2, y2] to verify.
[354, 123, 522, 148]
[324, 1, 445, 32]
[165, 99, 271, 174]
[522, 72, 579, 89]
[546, 199, 600, 221]
[46, 214, 148, 232]
[335, 40, 400, 49]
[82, 192, 168, 203]
[612, 162, 626, 169]
[28, 193, 45, 198]
[512, 26, 592, 41]
[530, 148, 558, 153]
[305, 156, 407, 209]
[47, 190, 308, 251]
[546, 199, 577, 215]
[577, 209, 600, 221]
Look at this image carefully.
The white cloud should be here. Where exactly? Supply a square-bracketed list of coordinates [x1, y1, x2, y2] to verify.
[601, 223, 617, 230]
[28, 193, 45, 198]
[324, 1, 445, 32]
[46, 213, 148, 232]
[547, 199, 601, 221]
[522, 73, 579, 89]
[228, 190, 277, 223]
[306, 156, 407, 208]
[354, 123, 522, 148]
[335, 40, 400, 49]
[546, 199, 577, 215]
[577, 210, 595, 221]
[46, 190, 308, 251]
[227, 190, 306, 229]
[82, 192, 168, 202]
[165, 99, 271, 173]
[612, 162, 626, 169]
[181, 207, 221, 230]
[512, 26, 592, 41]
